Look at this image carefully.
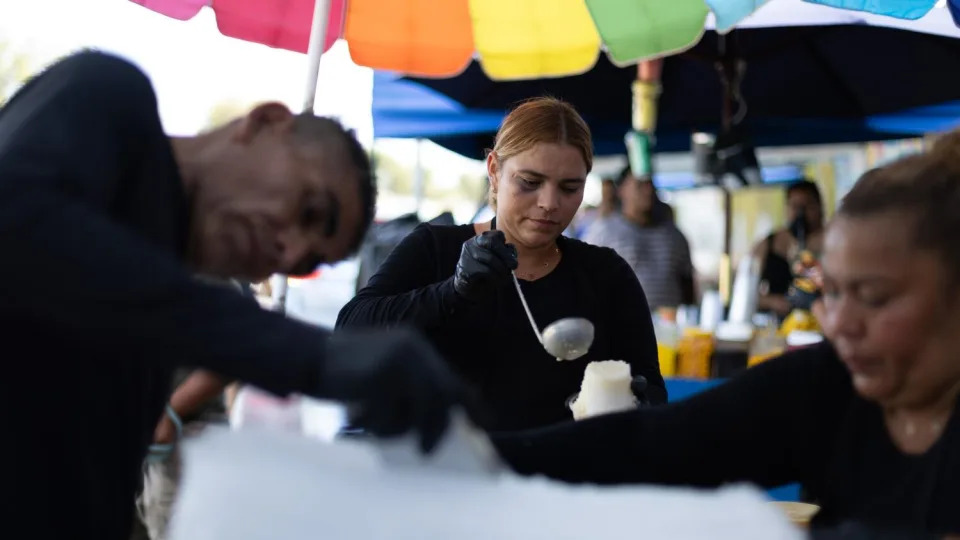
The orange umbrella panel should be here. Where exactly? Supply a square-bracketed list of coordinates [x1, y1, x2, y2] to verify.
[344, 0, 476, 78]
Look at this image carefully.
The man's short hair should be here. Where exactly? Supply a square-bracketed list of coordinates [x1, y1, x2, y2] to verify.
[291, 114, 376, 254]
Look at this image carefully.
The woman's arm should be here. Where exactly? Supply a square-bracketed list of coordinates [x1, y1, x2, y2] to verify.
[605, 252, 667, 404]
[493, 342, 847, 489]
[754, 234, 793, 316]
[336, 224, 466, 330]
[153, 370, 228, 443]
[759, 291, 793, 317]
[676, 229, 697, 306]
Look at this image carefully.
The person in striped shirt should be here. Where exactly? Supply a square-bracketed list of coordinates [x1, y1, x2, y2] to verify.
[582, 167, 695, 312]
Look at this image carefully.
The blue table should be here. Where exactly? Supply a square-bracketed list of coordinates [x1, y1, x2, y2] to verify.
[664, 377, 801, 502]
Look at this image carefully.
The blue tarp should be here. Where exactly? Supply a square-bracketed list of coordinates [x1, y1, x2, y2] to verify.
[373, 69, 960, 158]
[373, 25, 960, 159]
[371, 72, 504, 139]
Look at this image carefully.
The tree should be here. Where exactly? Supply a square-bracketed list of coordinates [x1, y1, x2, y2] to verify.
[457, 173, 487, 203]
[371, 150, 414, 195]
[0, 41, 33, 107]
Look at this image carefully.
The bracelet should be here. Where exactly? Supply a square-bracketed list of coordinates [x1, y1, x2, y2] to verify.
[165, 404, 184, 440]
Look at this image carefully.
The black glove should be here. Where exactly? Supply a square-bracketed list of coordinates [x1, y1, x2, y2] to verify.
[453, 230, 518, 302]
[319, 328, 483, 453]
[630, 375, 650, 406]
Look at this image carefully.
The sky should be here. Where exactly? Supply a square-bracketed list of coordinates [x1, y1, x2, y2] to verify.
[0, 0, 486, 178]
[0, 0, 368, 136]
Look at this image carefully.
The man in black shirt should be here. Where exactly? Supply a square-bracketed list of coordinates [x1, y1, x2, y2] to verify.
[0, 51, 468, 539]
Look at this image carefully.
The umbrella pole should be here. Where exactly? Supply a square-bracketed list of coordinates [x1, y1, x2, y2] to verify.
[302, 0, 332, 114]
[276, 0, 332, 314]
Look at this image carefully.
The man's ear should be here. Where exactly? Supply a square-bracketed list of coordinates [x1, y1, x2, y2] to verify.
[233, 102, 295, 144]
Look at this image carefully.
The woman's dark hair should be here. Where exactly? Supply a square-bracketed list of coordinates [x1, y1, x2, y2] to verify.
[786, 179, 822, 207]
[615, 165, 672, 225]
[838, 132, 960, 276]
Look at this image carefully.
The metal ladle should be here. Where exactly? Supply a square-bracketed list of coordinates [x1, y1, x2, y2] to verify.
[490, 217, 594, 361]
[511, 272, 595, 361]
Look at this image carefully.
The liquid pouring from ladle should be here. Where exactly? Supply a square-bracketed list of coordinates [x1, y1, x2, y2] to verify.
[494, 219, 595, 361]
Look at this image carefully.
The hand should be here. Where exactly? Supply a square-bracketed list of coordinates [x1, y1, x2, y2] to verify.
[453, 230, 518, 302]
[630, 375, 649, 406]
[319, 328, 485, 453]
[153, 414, 177, 445]
[761, 294, 794, 317]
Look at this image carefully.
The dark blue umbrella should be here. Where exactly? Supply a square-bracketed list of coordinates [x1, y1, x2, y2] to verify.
[374, 25, 960, 158]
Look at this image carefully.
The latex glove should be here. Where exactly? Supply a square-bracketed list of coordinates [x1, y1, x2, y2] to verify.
[630, 375, 650, 406]
[453, 230, 518, 302]
[320, 327, 485, 453]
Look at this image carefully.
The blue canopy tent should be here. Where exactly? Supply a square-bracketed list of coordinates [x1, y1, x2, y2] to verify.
[374, 69, 960, 158]
[373, 25, 960, 160]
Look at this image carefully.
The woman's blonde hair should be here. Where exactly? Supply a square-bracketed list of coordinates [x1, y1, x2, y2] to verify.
[487, 97, 593, 208]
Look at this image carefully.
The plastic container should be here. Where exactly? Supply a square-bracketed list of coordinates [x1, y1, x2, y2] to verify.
[711, 322, 753, 378]
[229, 386, 303, 434]
[748, 319, 787, 368]
[654, 317, 679, 377]
[699, 290, 724, 332]
[676, 328, 714, 379]
[786, 331, 824, 350]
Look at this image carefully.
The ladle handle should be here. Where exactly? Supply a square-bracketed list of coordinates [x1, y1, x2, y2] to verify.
[511, 271, 543, 344]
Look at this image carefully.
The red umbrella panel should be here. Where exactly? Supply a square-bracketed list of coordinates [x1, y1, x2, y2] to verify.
[131, 0, 344, 54]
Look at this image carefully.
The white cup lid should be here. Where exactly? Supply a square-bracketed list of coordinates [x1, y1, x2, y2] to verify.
[786, 331, 824, 348]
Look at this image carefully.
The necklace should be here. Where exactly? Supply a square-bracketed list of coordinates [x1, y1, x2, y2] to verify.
[516, 246, 561, 281]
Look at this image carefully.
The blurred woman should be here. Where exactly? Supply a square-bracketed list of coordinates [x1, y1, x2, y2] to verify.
[337, 98, 665, 431]
[753, 180, 826, 318]
[493, 135, 960, 536]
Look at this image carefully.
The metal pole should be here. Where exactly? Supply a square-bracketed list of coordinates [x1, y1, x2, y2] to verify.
[302, 0, 332, 114]
[414, 138, 424, 216]
[277, 0, 332, 314]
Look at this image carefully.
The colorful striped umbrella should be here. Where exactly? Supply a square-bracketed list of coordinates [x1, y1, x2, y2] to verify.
[134, 0, 960, 81]
[131, 0, 345, 53]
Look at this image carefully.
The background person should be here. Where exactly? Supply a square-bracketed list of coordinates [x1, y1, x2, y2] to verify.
[492, 139, 960, 537]
[337, 98, 665, 431]
[0, 51, 470, 540]
[583, 167, 696, 312]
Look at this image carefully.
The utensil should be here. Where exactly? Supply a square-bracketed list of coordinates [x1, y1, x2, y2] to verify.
[541, 316, 595, 361]
[511, 272, 595, 361]
[494, 213, 595, 361]
[511, 271, 543, 344]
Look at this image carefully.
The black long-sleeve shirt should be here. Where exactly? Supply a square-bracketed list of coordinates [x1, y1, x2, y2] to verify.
[337, 223, 665, 431]
[493, 341, 960, 536]
[0, 52, 338, 539]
